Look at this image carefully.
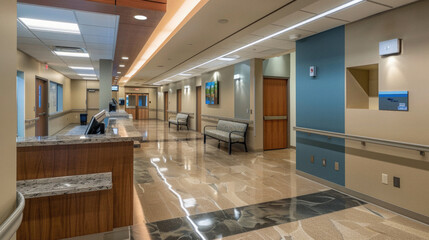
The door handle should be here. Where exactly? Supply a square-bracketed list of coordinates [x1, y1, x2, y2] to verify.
[264, 115, 287, 120]
[38, 112, 46, 116]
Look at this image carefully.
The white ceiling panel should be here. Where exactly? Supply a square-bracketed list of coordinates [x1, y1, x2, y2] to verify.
[298, 17, 348, 33]
[370, 0, 417, 8]
[40, 39, 86, 49]
[61, 57, 93, 65]
[251, 24, 285, 37]
[82, 35, 114, 45]
[17, 21, 35, 38]
[329, 1, 391, 22]
[273, 28, 316, 41]
[17, 3, 77, 23]
[79, 25, 115, 38]
[302, 0, 351, 14]
[75, 11, 118, 28]
[272, 11, 315, 27]
[85, 43, 114, 51]
[256, 38, 295, 50]
[17, 37, 44, 45]
[33, 31, 84, 42]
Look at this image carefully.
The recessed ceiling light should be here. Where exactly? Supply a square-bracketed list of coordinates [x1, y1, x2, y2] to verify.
[83, 77, 97, 80]
[134, 15, 147, 21]
[69, 66, 94, 70]
[218, 56, 238, 61]
[117, 72, 121, 74]
[19, 18, 80, 34]
[119, 64, 125, 67]
[53, 51, 89, 58]
[122, 57, 129, 60]
[218, 19, 229, 24]
[79, 74, 96, 77]
[179, 73, 192, 76]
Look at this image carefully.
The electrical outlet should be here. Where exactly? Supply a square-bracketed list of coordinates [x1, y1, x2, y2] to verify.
[322, 158, 326, 167]
[393, 176, 400, 188]
[310, 155, 314, 164]
[382, 173, 388, 185]
[334, 162, 339, 171]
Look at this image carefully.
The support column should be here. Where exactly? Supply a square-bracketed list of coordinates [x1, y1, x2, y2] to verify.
[0, 0, 17, 233]
[99, 59, 113, 110]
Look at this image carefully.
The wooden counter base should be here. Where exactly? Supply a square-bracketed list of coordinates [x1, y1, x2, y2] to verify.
[17, 141, 134, 238]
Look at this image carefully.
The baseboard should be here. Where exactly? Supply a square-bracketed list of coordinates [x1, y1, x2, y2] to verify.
[296, 170, 429, 225]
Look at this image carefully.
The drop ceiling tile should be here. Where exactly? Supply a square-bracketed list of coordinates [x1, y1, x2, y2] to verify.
[17, 21, 35, 38]
[17, 3, 77, 23]
[370, 0, 416, 8]
[61, 58, 92, 65]
[273, 28, 316, 41]
[299, 17, 347, 33]
[329, 1, 391, 22]
[301, 0, 351, 14]
[234, 34, 264, 45]
[256, 38, 295, 50]
[251, 24, 285, 37]
[82, 34, 114, 45]
[85, 43, 113, 51]
[272, 11, 316, 27]
[40, 39, 86, 48]
[75, 11, 118, 28]
[80, 25, 115, 38]
[17, 37, 43, 45]
[34, 31, 84, 42]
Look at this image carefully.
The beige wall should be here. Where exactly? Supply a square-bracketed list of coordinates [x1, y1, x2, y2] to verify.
[345, 1, 429, 217]
[17, 50, 75, 136]
[0, 0, 17, 232]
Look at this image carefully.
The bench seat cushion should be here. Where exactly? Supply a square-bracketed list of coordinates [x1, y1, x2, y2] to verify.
[205, 129, 244, 143]
[216, 120, 247, 136]
[169, 119, 178, 124]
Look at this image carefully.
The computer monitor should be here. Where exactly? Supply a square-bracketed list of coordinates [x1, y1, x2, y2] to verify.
[84, 110, 106, 135]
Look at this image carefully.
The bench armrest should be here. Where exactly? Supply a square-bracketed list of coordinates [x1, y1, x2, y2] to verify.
[204, 125, 217, 133]
[228, 130, 246, 140]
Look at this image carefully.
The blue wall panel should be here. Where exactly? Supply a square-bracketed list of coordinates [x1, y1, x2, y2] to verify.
[296, 26, 345, 186]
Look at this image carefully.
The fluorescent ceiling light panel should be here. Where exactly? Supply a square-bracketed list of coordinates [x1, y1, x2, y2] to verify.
[54, 51, 89, 58]
[78, 74, 96, 77]
[179, 73, 192, 76]
[83, 77, 98, 80]
[69, 66, 94, 70]
[217, 57, 236, 61]
[19, 18, 80, 34]
[157, 0, 363, 84]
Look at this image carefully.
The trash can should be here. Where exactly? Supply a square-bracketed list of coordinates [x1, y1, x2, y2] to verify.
[80, 113, 88, 125]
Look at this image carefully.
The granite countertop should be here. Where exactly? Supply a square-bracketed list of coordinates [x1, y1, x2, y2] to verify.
[17, 117, 142, 147]
[17, 172, 112, 199]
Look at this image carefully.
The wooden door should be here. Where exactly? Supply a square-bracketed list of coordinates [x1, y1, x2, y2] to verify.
[125, 93, 136, 118]
[263, 78, 288, 150]
[196, 86, 202, 132]
[35, 78, 48, 136]
[136, 93, 149, 120]
[164, 92, 168, 121]
[87, 89, 100, 120]
[177, 89, 182, 113]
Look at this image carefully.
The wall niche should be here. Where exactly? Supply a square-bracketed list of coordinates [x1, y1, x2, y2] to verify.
[346, 64, 379, 110]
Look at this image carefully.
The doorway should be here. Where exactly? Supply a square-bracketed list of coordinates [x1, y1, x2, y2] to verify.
[35, 77, 48, 136]
[164, 92, 168, 121]
[17, 71, 25, 137]
[125, 93, 149, 119]
[87, 89, 99, 120]
[177, 89, 182, 113]
[263, 78, 288, 150]
[196, 86, 202, 132]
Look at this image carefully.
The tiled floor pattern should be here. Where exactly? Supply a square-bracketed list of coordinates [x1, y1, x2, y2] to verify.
[65, 120, 429, 240]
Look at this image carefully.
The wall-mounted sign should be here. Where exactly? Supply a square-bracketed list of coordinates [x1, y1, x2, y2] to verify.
[379, 39, 401, 56]
[379, 91, 408, 111]
[309, 66, 316, 77]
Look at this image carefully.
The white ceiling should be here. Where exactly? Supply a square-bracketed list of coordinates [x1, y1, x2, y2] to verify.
[127, 0, 417, 86]
[17, 3, 119, 80]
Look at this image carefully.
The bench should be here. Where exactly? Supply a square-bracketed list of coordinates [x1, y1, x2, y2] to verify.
[168, 113, 189, 130]
[204, 120, 248, 154]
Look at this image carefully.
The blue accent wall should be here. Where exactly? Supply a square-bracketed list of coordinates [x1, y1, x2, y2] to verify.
[296, 26, 345, 186]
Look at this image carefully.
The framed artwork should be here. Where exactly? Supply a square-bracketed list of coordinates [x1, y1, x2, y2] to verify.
[205, 81, 219, 104]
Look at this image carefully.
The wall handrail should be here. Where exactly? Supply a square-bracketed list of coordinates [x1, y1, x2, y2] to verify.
[0, 192, 25, 240]
[294, 126, 429, 156]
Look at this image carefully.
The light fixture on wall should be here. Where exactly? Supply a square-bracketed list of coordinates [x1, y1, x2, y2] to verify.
[234, 74, 241, 81]
[379, 39, 401, 56]
[184, 85, 191, 94]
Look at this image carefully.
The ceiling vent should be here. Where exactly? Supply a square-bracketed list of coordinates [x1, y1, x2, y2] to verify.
[53, 46, 87, 53]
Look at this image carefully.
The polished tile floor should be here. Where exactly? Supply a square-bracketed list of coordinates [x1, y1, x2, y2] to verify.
[67, 120, 429, 240]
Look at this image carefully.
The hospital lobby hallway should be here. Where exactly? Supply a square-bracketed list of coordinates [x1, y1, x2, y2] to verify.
[66, 119, 429, 240]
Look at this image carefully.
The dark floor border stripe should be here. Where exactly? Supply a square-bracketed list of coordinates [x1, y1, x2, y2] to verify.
[146, 189, 366, 240]
[297, 170, 429, 225]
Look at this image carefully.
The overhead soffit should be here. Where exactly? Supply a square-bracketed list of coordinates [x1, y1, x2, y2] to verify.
[17, 0, 166, 82]
[129, 0, 417, 86]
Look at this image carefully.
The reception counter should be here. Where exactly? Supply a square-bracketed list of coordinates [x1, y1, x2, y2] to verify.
[16, 116, 141, 239]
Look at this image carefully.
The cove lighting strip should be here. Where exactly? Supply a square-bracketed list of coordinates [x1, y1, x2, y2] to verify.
[19, 18, 80, 34]
[153, 0, 363, 85]
[122, 0, 202, 82]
